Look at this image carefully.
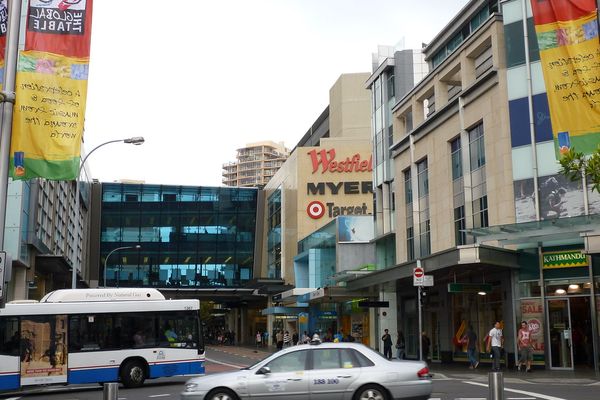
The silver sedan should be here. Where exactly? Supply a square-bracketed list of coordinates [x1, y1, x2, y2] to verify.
[182, 342, 432, 400]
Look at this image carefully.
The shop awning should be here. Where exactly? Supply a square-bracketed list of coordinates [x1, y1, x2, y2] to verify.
[466, 214, 600, 248]
[298, 286, 377, 304]
[345, 244, 518, 291]
[261, 306, 307, 316]
[273, 288, 314, 303]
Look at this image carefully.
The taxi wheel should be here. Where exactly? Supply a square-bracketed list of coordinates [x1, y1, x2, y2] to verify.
[206, 388, 238, 400]
[354, 384, 389, 400]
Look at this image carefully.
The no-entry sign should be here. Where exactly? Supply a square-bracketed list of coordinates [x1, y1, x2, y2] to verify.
[413, 266, 424, 286]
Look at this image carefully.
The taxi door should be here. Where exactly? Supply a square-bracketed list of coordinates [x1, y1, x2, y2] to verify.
[308, 348, 361, 400]
[246, 349, 309, 400]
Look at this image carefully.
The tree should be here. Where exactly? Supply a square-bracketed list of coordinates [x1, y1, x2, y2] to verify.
[559, 147, 600, 193]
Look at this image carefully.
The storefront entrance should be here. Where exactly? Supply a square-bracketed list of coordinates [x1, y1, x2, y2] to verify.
[547, 296, 594, 370]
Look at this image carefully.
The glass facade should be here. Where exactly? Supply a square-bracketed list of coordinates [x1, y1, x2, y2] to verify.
[267, 188, 282, 279]
[100, 183, 257, 288]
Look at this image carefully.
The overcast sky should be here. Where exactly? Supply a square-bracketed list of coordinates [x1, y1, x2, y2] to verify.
[84, 0, 469, 186]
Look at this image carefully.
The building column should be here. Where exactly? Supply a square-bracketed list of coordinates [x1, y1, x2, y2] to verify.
[240, 307, 248, 345]
[378, 282, 398, 354]
[233, 308, 240, 346]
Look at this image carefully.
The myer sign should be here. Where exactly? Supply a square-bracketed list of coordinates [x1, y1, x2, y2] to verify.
[542, 250, 588, 269]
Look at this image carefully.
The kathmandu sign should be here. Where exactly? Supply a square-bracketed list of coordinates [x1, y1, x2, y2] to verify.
[542, 250, 588, 269]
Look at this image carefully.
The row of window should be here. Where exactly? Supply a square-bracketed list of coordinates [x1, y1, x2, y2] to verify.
[403, 123, 488, 258]
[264, 347, 375, 373]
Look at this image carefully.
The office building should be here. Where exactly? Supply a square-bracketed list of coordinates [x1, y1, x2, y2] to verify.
[222, 141, 290, 188]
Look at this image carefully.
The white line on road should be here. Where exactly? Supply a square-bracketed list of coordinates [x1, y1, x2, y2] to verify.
[463, 380, 567, 400]
[148, 395, 171, 398]
[4, 397, 21, 400]
[205, 357, 247, 369]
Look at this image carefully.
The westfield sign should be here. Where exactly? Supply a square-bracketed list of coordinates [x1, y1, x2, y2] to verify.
[308, 148, 372, 174]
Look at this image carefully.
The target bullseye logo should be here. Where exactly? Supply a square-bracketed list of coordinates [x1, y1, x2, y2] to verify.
[307, 201, 325, 219]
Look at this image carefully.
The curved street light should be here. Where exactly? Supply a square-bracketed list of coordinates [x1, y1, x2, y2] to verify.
[71, 136, 145, 289]
[103, 244, 141, 288]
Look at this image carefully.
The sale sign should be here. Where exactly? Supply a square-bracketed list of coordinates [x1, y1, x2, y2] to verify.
[520, 299, 545, 360]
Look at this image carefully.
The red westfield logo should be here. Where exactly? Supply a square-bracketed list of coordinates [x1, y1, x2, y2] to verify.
[308, 148, 372, 174]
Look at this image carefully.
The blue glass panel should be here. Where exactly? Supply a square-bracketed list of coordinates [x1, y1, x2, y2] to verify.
[509, 93, 553, 147]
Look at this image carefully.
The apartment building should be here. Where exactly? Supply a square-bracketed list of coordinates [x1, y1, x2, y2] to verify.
[222, 141, 290, 188]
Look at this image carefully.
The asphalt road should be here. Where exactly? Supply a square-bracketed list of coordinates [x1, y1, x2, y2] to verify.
[2, 347, 600, 400]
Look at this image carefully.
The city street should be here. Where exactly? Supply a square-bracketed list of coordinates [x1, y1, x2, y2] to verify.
[1, 346, 599, 400]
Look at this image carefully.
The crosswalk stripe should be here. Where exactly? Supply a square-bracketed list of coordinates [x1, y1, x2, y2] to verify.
[463, 380, 566, 400]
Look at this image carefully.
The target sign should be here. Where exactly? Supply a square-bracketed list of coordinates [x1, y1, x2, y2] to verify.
[307, 201, 325, 219]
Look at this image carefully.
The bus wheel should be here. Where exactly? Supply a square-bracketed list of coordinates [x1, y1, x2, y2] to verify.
[120, 360, 146, 388]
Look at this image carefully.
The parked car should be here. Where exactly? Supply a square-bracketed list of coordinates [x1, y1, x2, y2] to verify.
[181, 341, 432, 400]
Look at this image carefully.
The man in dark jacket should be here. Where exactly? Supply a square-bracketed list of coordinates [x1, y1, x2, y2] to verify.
[381, 329, 393, 360]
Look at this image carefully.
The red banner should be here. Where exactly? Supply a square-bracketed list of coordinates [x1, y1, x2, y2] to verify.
[25, 0, 93, 57]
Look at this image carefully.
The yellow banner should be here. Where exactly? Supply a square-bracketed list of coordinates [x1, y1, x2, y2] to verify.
[534, 11, 600, 156]
[10, 50, 88, 179]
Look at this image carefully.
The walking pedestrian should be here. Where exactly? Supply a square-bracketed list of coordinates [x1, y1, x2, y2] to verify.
[275, 330, 283, 350]
[486, 321, 504, 371]
[517, 321, 533, 372]
[421, 331, 431, 363]
[292, 331, 299, 345]
[381, 329, 393, 360]
[283, 330, 291, 347]
[255, 331, 262, 348]
[464, 325, 479, 369]
[396, 331, 406, 360]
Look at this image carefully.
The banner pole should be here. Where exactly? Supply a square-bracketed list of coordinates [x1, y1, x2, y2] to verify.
[0, 0, 23, 306]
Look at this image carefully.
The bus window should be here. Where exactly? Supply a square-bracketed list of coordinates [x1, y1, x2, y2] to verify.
[0, 317, 19, 356]
[159, 312, 198, 348]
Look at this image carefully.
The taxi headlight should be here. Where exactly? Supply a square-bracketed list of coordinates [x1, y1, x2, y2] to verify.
[185, 383, 199, 392]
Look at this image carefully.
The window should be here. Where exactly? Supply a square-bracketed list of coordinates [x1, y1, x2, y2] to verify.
[454, 206, 466, 246]
[404, 169, 413, 204]
[351, 349, 375, 367]
[473, 195, 489, 228]
[450, 137, 462, 180]
[469, 123, 485, 171]
[407, 226, 415, 261]
[313, 348, 342, 369]
[0, 317, 19, 356]
[417, 159, 429, 197]
[387, 74, 395, 100]
[419, 219, 431, 257]
[266, 350, 308, 373]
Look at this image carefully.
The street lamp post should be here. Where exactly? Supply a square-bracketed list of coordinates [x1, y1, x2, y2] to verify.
[104, 245, 141, 288]
[71, 137, 144, 289]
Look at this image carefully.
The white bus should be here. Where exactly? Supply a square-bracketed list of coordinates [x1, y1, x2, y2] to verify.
[0, 288, 204, 391]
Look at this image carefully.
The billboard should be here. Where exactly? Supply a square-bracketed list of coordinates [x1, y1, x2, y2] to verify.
[297, 140, 373, 239]
[337, 216, 374, 243]
[20, 315, 68, 385]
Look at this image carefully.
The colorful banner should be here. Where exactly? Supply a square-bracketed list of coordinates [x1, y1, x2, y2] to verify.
[10, 0, 94, 180]
[530, 0, 600, 158]
[0, 0, 7, 90]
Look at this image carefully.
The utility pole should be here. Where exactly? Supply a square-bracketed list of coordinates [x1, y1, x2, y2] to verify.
[0, 0, 23, 307]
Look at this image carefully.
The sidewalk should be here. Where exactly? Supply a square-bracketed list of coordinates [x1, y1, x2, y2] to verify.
[207, 345, 600, 385]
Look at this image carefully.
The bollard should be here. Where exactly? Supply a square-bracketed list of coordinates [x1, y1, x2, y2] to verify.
[488, 371, 504, 400]
[103, 382, 119, 400]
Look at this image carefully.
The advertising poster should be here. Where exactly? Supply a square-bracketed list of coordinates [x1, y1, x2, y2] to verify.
[20, 315, 68, 385]
[10, 0, 94, 180]
[520, 299, 545, 363]
[0, 0, 7, 90]
[337, 215, 374, 243]
[530, 0, 600, 158]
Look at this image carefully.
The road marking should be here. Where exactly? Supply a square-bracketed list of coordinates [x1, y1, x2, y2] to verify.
[148, 395, 170, 398]
[205, 357, 247, 369]
[4, 397, 21, 400]
[463, 381, 567, 400]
